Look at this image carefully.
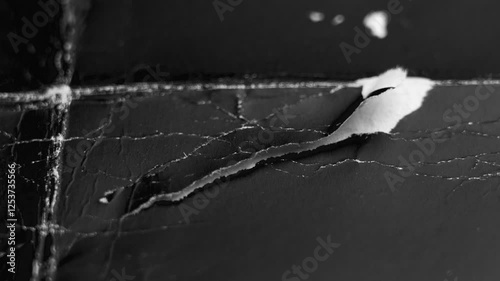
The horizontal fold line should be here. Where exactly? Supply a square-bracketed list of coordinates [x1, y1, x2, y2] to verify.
[1, 79, 500, 102]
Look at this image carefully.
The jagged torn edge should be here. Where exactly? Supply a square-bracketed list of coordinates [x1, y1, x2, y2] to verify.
[128, 67, 435, 215]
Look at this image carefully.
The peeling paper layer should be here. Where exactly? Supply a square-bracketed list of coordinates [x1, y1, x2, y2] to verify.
[330, 76, 435, 140]
[355, 67, 407, 98]
[129, 68, 435, 212]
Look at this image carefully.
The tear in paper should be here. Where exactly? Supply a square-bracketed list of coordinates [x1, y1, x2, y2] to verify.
[128, 68, 435, 213]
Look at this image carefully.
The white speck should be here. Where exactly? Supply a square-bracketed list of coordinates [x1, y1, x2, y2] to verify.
[308, 11, 325, 23]
[99, 197, 109, 204]
[332, 14, 345, 26]
[363, 11, 389, 39]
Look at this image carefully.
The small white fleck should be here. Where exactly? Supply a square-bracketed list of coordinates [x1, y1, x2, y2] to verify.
[308, 11, 325, 23]
[332, 14, 345, 26]
[99, 197, 109, 204]
[363, 11, 389, 39]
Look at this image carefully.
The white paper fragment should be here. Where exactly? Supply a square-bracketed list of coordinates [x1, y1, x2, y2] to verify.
[363, 11, 389, 39]
[128, 68, 435, 211]
[354, 67, 407, 98]
[323, 76, 435, 143]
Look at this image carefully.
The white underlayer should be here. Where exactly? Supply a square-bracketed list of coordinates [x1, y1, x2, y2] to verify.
[128, 67, 436, 213]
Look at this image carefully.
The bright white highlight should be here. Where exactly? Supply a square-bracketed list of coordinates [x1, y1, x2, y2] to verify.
[309, 11, 325, 23]
[363, 11, 389, 39]
[355, 67, 408, 98]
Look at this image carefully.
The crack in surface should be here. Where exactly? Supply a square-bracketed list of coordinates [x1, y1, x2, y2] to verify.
[4, 72, 500, 281]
